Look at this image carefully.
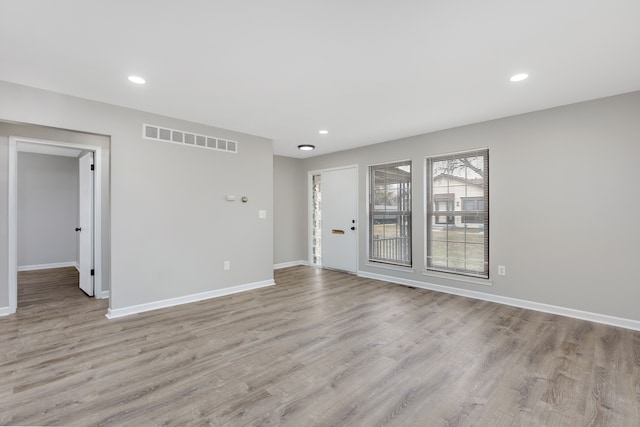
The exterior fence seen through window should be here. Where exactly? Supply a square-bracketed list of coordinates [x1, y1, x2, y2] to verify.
[369, 161, 412, 267]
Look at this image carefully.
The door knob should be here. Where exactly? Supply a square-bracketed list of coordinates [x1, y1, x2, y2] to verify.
[75, 227, 82, 232]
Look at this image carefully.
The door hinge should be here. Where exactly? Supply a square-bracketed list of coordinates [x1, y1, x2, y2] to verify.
[91, 269, 95, 276]
[90, 164, 94, 171]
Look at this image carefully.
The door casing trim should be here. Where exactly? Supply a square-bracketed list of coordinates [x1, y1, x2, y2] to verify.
[8, 136, 103, 314]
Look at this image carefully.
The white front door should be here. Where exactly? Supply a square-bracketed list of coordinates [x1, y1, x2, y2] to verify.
[321, 167, 358, 273]
[78, 152, 94, 296]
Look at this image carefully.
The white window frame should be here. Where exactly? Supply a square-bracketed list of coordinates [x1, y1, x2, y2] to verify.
[368, 160, 412, 267]
[425, 149, 489, 278]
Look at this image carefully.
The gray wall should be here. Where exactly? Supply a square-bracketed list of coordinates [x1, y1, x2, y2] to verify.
[0, 80, 273, 312]
[273, 156, 306, 265]
[299, 91, 640, 322]
[18, 152, 78, 267]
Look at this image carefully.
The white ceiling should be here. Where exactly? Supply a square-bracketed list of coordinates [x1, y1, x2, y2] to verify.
[1, 1, 639, 158]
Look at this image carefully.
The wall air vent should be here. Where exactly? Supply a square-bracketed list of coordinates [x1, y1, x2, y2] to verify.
[143, 124, 238, 154]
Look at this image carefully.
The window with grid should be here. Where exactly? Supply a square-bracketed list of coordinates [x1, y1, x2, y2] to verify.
[369, 161, 412, 266]
[426, 150, 488, 278]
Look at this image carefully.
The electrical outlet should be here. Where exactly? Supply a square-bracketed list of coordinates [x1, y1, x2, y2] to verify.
[258, 210, 267, 219]
[224, 261, 230, 271]
[498, 265, 506, 276]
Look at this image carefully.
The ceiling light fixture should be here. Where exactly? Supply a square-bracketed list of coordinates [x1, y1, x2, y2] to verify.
[128, 75, 146, 84]
[298, 144, 315, 151]
[318, 130, 329, 135]
[510, 73, 529, 82]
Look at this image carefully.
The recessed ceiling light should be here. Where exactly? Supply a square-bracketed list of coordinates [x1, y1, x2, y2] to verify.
[298, 144, 315, 151]
[318, 130, 329, 135]
[128, 75, 146, 85]
[510, 73, 529, 82]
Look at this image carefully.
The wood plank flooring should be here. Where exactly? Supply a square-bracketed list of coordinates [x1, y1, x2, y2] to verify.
[1, 266, 639, 426]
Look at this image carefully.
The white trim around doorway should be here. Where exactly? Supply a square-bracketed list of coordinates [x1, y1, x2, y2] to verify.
[7, 136, 104, 315]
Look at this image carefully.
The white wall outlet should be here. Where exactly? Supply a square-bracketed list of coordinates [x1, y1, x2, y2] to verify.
[258, 210, 267, 219]
[498, 265, 506, 276]
[224, 261, 230, 270]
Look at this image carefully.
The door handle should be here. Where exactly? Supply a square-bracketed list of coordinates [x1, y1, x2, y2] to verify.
[75, 227, 82, 232]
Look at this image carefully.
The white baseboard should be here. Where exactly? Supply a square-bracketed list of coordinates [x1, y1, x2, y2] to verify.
[0, 306, 12, 316]
[97, 290, 110, 299]
[18, 261, 78, 272]
[274, 260, 309, 269]
[358, 270, 640, 332]
[106, 279, 275, 319]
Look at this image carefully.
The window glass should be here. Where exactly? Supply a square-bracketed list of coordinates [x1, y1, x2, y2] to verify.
[369, 161, 412, 266]
[426, 150, 488, 278]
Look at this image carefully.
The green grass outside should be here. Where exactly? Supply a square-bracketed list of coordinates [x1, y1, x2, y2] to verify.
[372, 224, 486, 271]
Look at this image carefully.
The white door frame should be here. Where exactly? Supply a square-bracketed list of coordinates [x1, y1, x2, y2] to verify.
[307, 165, 359, 270]
[8, 136, 103, 314]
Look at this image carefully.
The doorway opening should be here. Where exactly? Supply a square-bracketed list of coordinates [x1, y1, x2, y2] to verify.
[8, 136, 104, 314]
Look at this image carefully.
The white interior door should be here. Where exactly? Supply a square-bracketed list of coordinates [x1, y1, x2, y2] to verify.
[78, 152, 94, 296]
[321, 167, 358, 273]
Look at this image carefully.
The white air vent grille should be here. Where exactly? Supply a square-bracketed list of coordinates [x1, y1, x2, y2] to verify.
[143, 124, 238, 154]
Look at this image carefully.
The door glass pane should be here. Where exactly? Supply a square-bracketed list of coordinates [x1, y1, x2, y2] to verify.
[312, 174, 321, 265]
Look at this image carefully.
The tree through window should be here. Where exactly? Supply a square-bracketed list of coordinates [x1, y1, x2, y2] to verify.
[426, 150, 488, 277]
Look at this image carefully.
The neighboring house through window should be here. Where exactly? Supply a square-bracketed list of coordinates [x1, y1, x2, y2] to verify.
[426, 149, 488, 278]
[462, 196, 484, 224]
[434, 193, 455, 225]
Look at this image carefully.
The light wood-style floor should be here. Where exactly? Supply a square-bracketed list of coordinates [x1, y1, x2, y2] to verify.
[1, 266, 639, 426]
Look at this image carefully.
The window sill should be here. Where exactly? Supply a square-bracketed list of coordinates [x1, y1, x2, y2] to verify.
[421, 270, 493, 287]
[365, 262, 414, 274]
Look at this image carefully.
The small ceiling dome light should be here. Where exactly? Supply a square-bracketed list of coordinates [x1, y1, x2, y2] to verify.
[510, 73, 529, 82]
[318, 130, 329, 135]
[128, 75, 146, 84]
[298, 144, 315, 151]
